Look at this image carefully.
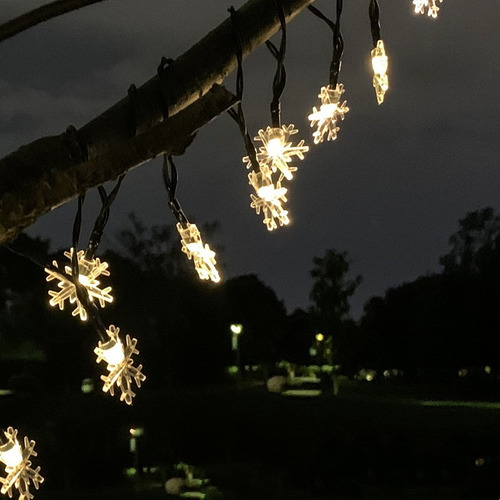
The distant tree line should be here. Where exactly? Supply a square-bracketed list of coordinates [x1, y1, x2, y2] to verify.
[357, 207, 500, 379]
[2, 207, 499, 390]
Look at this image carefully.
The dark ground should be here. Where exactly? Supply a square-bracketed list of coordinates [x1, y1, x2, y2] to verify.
[3, 376, 500, 499]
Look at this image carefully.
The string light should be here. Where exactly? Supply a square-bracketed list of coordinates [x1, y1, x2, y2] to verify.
[45, 248, 113, 321]
[308, 84, 349, 144]
[413, 0, 443, 18]
[248, 125, 309, 181]
[307, 2, 348, 144]
[0, 427, 43, 500]
[176, 223, 221, 282]
[94, 325, 146, 405]
[371, 39, 389, 104]
[248, 166, 289, 231]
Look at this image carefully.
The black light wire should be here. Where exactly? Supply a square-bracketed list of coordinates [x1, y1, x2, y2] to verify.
[157, 56, 174, 121]
[85, 176, 125, 260]
[308, 0, 344, 87]
[156, 55, 190, 228]
[226, 5, 260, 173]
[71, 194, 108, 342]
[267, 0, 287, 128]
[369, 0, 381, 46]
[162, 155, 189, 228]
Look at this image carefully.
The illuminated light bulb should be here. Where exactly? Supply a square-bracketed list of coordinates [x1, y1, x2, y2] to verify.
[0, 441, 23, 468]
[0, 427, 44, 500]
[248, 166, 290, 231]
[266, 129, 286, 157]
[45, 248, 113, 321]
[308, 84, 349, 144]
[371, 39, 389, 104]
[95, 325, 146, 405]
[244, 124, 308, 181]
[413, 0, 443, 18]
[100, 338, 125, 366]
[176, 223, 221, 283]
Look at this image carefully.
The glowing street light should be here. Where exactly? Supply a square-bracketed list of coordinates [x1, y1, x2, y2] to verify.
[230, 323, 243, 370]
[230, 324, 243, 336]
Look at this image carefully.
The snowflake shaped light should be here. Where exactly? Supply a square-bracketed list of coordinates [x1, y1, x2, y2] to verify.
[0, 427, 43, 500]
[248, 166, 289, 231]
[308, 84, 349, 144]
[413, 0, 443, 18]
[95, 325, 146, 405]
[176, 223, 221, 283]
[371, 40, 389, 105]
[247, 125, 309, 181]
[45, 249, 113, 321]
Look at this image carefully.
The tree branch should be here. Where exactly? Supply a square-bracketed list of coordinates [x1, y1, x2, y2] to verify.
[0, 85, 237, 244]
[0, 0, 108, 44]
[0, 0, 316, 243]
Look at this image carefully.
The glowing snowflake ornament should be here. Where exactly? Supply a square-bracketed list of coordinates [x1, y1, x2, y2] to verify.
[0, 427, 43, 500]
[45, 248, 113, 321]
[95, 325, 146, 405]
[177, 223, 220, 283]
[371, 39, 389, 104]
[413, 0, 443, 18]
[248, 166, 289, 231]
[308, 84, 349, 144]
[249, 125, 308, 181]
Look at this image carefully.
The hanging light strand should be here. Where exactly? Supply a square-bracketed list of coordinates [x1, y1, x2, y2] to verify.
[86, 176, 125, 260]
[268, 0, 287, 128]
[70, 195, 108, 340]
[162, 154, 190, 228]
[307, 2, 349, 144]
[163, 155, 221, 283]
[226, 6, 260, 173]
[369, 0, 389, 104]
[369, 0, 381, 45]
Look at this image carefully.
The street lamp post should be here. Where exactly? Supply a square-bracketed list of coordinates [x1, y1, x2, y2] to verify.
[230, 323, 243, 372]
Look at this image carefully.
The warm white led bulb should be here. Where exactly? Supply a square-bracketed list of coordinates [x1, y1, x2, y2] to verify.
[245, 125, 308, 181]
[248, 166, 290, 231]
[266, 130, 286, 157]
[308, 84, 349, 144]
[0, 427, 44, 500]
[78, 273, 91, 287]
[95, 325, 146, 405]
[0, 441, 23, 468]
[100, 338, 125, 365]
[371, 39, 389, 104]
[413, 0, 443, 18]
[177, 223, 221, 283]
[45, 248, 113, 321]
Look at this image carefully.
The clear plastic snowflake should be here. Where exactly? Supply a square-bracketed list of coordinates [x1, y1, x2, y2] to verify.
[45, 248, 113, 321]
[0, 427, 44, 500]
[246, 125, 309, 181]
[371, 39, 389, 105]
[308, 84, 349, 144]
[94, 325, 146, 405]
[176, 223, 221, 283]
[248, 166, 290, 231]
[413, 0, 443, 18]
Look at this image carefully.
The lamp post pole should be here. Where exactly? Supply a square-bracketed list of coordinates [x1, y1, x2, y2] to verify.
[230, 324, 243, 373]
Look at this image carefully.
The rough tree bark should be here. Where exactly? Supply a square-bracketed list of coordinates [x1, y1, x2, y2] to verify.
[0, 0, 316, 244]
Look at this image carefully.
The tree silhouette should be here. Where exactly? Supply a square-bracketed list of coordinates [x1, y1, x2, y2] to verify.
[309, 249, 362, 337]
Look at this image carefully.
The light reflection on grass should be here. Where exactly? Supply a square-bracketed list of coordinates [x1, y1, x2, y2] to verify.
[417, 400, 500, 410]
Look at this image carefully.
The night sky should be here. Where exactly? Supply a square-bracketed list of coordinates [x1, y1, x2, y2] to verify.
[1, 0, 499, 318]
